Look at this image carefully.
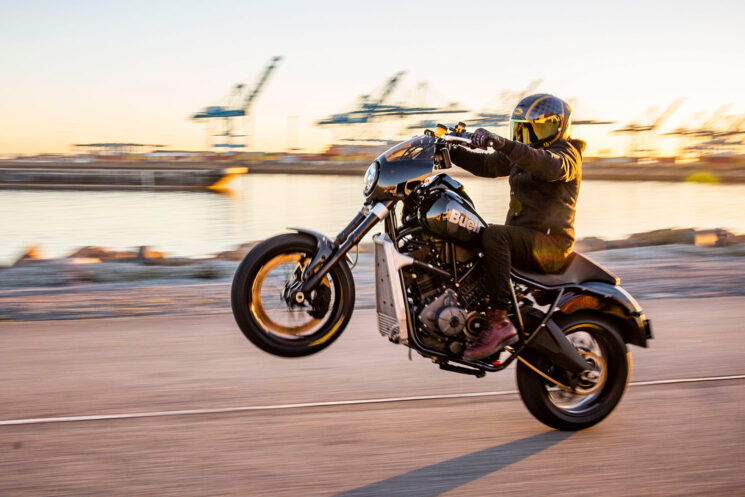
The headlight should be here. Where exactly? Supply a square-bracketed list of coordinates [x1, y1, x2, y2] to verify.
[363, 161, 379, 196]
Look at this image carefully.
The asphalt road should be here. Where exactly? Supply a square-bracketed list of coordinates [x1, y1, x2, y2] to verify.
[2, 297, 744, 496]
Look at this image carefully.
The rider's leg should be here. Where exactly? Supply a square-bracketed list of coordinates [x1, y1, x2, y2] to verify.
[463, 225, 573, 361]
[463, 224, 537, 361]
[481, 224, 573, 300]
[481, 224, 540, 308]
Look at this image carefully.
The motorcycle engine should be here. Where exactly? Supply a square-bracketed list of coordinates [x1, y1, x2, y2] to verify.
[418, 289, 467, 338]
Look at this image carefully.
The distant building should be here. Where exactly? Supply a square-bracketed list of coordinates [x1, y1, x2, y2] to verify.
[74, 143, 166, 155]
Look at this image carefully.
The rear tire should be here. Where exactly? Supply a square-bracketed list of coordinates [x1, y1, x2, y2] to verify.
[516, 314, 631, 431]
[231, 233, 356, 357]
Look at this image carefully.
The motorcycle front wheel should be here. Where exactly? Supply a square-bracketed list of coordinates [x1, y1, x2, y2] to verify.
[516, 313, 631, 431]
[231, 233, 355, 357]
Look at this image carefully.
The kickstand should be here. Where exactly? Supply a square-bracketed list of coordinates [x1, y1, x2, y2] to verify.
[408, 347, 412, 361]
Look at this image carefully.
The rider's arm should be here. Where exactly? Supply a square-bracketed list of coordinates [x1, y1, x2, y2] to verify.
[449, 146, 512, 178]
[504, 140, 582, 182]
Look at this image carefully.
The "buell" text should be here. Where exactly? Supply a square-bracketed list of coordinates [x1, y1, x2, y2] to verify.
[448, 208, 481, 233]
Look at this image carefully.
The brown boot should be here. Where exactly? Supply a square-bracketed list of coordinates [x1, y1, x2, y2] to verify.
[462, 309, 518, 362]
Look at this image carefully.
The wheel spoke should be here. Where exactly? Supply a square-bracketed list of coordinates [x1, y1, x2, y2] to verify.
[546, 328, 609, 413]
[250, 252, 336, 338]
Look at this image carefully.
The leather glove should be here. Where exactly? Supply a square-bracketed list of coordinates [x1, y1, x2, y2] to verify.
[471, 128, 506, 150]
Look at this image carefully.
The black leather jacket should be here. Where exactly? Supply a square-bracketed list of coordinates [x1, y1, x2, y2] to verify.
[450, 138, 585, 244]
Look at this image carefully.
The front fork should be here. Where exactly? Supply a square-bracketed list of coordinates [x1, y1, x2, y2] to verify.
[287, 201, 394, 303]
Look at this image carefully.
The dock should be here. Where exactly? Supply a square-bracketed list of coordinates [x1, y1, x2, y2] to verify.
[0, 162, 248, 191]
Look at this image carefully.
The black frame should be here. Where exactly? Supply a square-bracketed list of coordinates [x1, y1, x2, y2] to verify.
[379, 208, 570, 374]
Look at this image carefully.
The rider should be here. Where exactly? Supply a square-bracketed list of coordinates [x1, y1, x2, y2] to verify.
[450, 94, 586, 361]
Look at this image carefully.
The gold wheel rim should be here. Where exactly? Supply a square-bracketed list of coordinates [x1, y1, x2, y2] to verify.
[249, 253, 331, 337]
[574, 350, 607, 396]
[547, 325, 609, 409]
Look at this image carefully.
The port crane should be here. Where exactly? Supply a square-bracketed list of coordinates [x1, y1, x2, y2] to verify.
[611, 98, 685, 157]
[704, 113, 745, 154]
[613, 98, 685, 135]
[665, 106, 745, 156]
[316, 72, 406, 125]
[319, 75, 469, 144]
[192, 56, 282, 150]
[667, 104, 732, 139]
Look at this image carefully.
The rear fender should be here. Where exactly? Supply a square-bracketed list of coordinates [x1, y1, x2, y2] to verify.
[557, 282, 652, 348]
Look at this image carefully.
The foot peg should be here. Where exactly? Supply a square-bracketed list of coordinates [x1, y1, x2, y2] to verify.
[438, 361, 486, 378]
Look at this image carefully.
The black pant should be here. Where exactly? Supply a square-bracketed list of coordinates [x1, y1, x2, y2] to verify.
[481, 224, 572, 310]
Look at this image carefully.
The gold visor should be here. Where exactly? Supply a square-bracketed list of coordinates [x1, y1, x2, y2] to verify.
[510, 117, 561, 144]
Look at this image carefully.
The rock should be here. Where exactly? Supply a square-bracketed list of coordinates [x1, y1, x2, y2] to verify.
[137, 246, 166, 261]
[0, 262, 71, 287]
[141, 257, 195, 266]
[63, 266, 97, 284]
[574, 237, 606, 253]
[67, 246, 137, 261]
[194, 265, 222, 279]
[215, 241, 259, 261]
[694, 230, 720, 246]
[626, 228, 696, 246]
[729, 234, 745, 245]
[584, 228, 742, 252]
[215, 249, 246, 261]
[604, 238, 639, 250]
[63, 257, 102, 264]
[68, 246, 114, 259]
[694, 228, 735, 247]
[13, 246, 45, 266]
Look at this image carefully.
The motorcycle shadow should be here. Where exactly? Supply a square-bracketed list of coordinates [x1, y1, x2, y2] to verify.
[334, 430, 573, 497]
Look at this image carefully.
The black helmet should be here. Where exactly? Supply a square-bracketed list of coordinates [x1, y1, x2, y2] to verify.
[510, 94, 572, 148]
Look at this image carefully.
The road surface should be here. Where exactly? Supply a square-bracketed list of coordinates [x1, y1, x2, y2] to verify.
[2, 297, 744, 496]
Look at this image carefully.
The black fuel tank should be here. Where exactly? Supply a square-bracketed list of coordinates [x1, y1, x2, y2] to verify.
[418, 188, 487, 244]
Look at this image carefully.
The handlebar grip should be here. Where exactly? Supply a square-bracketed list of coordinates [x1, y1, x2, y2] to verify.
[486, 138, 498, 149]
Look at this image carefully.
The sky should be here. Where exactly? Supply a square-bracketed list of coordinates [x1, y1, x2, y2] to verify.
[1, 0, 744, 156]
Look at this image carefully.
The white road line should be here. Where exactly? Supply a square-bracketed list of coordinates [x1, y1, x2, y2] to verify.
[630, 375, 745, 386]
[2, 374, 744, 427]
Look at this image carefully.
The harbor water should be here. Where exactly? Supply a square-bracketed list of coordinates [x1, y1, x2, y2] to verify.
[2, 174, 745, 265]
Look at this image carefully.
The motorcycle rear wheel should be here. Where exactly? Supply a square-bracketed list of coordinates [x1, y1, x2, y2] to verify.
[516, 313, 631, 431]
[231, 233, 355, 357]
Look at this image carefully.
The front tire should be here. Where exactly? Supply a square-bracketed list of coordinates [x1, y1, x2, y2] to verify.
[516, 313, 631, 431]
[231, 233, 356, 357]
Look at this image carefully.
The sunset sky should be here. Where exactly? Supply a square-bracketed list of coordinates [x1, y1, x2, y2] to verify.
[1, 0, 743, 156]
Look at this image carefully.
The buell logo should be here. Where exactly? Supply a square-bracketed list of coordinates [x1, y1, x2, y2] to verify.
[448, 208, 481, 233]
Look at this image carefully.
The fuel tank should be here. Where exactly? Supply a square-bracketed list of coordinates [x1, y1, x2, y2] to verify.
[418, 186, 487, 244]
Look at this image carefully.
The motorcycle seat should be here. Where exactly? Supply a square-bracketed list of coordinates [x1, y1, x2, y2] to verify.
[511, 252, 619, 287]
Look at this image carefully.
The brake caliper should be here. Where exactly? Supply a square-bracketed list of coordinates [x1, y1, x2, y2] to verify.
[308, 283, 331, 319]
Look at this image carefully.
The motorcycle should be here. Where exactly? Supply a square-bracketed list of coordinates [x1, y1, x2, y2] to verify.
[231, 123, 653, 431]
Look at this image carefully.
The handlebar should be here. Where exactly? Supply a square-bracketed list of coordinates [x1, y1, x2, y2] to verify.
[439, 131, 502, 150]
[439, 134, 471, 145]
[428, 122, 500, 170]
[432, 127, 500, 150]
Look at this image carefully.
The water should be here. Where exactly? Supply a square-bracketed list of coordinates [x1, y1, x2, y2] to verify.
[2, 174, 745, 265]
